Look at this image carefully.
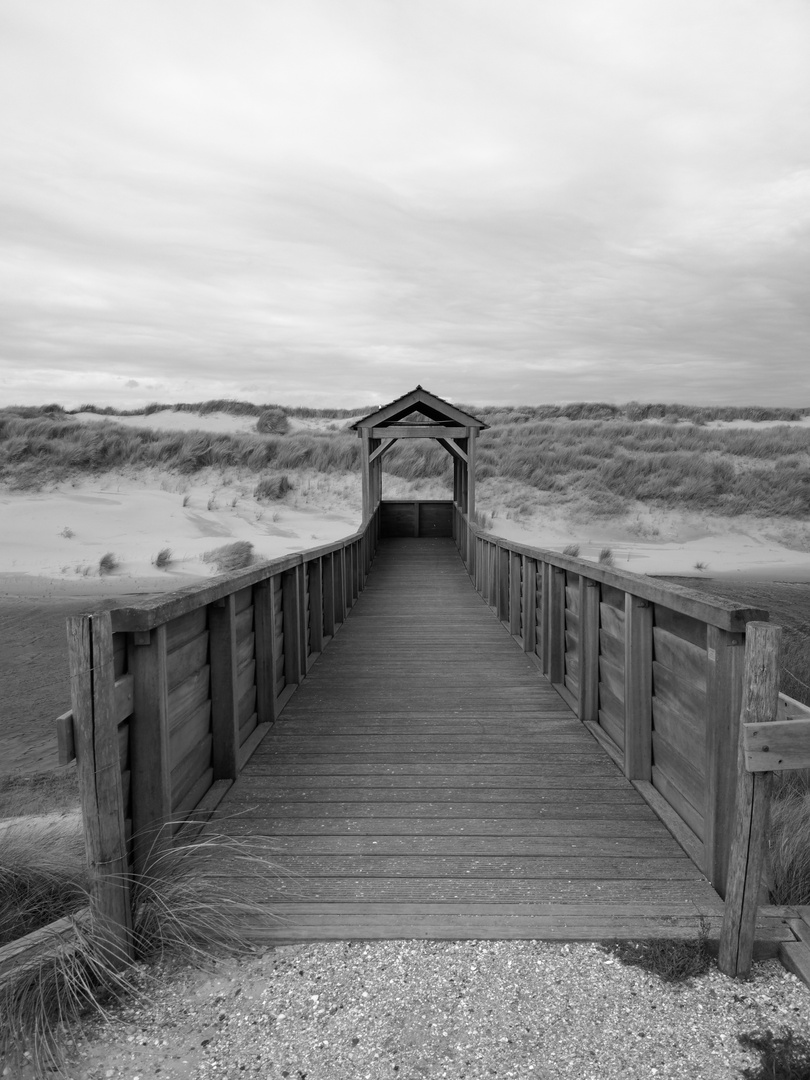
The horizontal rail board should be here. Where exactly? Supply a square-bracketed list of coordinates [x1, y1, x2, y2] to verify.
[466, 526, 767, 631]
[744, 718, 810, 772]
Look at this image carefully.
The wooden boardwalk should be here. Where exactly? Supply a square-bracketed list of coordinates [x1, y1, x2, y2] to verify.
[214, 538, 730, 942]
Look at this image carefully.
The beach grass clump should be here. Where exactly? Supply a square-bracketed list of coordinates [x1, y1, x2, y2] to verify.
[768, 769, 810, 906]
[153, 547, 172, 569]
[254, 473, 293, 501]
[202, 540, 254, 574]
[738, 1027, 810, 1080]
[256, 407, 289, 435]
[0, 825, 284, 1075]
[562, 543, 580, 557]
[602, 920, 712, 983]
[98, 552, 118, 575]
[598, 547, 615, 565]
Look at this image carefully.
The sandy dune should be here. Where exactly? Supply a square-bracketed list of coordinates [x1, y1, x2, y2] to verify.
[3, 408, 810, 598]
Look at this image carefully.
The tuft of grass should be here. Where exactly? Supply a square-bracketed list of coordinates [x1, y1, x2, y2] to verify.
[256, 407, 290, 435]
[182, 493, 191, 507]
[693, 560, 708, 571]
[254, 474, 293, 501]
[602, 921, 713, 983]
[598, 546, 615, 566]
[738, 1028, 810, 1079]
[202, 541, 254, 574]
[153, 547, 172, 569]
[0, 771, 79, 820]
[98, 552, 118, 575]
[562, 543, 580, 557]
[768, 769, 810, 905]
[60, 526, 74, 539]
[0, 823, 285, 1074]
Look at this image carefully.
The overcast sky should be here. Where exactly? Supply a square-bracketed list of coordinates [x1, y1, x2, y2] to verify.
[1, 0, 809, 409]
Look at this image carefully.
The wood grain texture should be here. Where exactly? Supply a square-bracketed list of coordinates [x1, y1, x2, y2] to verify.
[719, 623, 781, 978]
[67, 612, 133, 965]
[210, 538, 725, 943]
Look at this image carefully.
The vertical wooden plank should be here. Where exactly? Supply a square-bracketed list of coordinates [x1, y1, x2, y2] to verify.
[466, 428, 477, 570]
[360, 428, 371, 522]
[68, 612, 133, 966]
[579, 578, 601, 722]
[705, 624, 747, 895]
[548, 567, 566, 685]
[334, 547, 346, 626]
[281, 567, 302, 686]
[498, 547, 509, 624]
[539, 562, 551, 673]
[323, 553, 336, 637]
[522, 556, 536, 654]
[209, 595, 239, 780]
[624, 594, 653, 779]
[297, 563, 308, 664]
[719, 623, 781, 978]
[309, 558, 324, 654]
[129, 623, 171, 876]
[509, 551, 522, 637]
[254, 578, 279, 725]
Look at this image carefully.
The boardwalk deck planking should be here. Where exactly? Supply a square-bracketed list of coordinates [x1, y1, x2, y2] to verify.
[210, 539, 789, 947]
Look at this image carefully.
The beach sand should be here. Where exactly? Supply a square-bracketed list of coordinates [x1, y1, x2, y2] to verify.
[3, 409, 810, 777]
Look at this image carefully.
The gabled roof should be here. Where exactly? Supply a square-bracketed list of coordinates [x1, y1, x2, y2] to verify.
[351, 386, 488, 430]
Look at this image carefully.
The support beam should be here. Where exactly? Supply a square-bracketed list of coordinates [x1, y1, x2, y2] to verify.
[369, 437, 397, 464]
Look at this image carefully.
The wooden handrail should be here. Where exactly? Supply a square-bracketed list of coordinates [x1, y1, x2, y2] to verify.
[63, 507, 381, 949]
[452, 505, 770, 902]
[462, 518, 767, 632]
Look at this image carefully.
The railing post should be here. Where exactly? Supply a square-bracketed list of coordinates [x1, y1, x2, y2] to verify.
[497, 546, 508, 622]
[254, 578, 279, 725]
[719, 623, 781, 978]
[67, 612, 133, 966]
[309, 558, 324, 654]
[334, 548, 346, 626]
[282, 567, 303, 686]
[522, 556, 536, 654]
[209, 594, 240, 780]
[548, 567, 566, 685]
[705, 624, 747, 895]
[624, 594, 653, 779]
[579, 578, 601, 722]
[323, 553, 336, 638]
[540, 562, 552, 675]
[129, 624, 171, 876]
[509, 551, 522, 638]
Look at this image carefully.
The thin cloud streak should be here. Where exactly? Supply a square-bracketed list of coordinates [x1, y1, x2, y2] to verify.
[1, 0, 809, 407]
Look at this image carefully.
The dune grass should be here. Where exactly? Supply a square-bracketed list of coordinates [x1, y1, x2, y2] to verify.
[0, 823, 285, 1074]
[2, 403, 809, 520]
[202, 540, 254, 573]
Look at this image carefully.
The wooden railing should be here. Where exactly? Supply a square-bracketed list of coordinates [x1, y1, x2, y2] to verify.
[453, 506, 769, 898]
[58, 507, 380, 963]
[454, 507, 810, 977]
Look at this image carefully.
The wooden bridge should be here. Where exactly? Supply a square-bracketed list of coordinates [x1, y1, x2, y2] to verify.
[49, 389, 810, 982]
[213, 537, 730, 942]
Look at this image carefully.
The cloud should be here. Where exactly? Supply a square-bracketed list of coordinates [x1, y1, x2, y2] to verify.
[1, 0, 809, 407]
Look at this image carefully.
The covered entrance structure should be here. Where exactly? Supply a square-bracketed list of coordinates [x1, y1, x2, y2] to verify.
[351, 386, 487, 557]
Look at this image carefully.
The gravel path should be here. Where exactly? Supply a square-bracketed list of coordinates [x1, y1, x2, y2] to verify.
[59, 940, 810, 1080]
